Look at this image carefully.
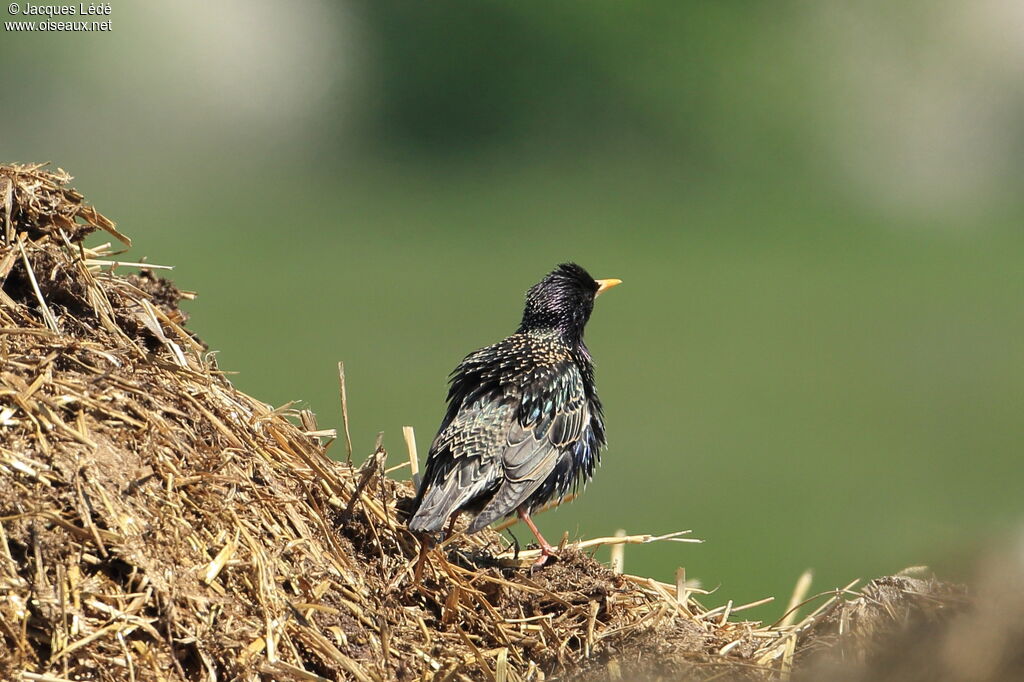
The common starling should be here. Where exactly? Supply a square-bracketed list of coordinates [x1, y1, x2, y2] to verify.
[408, 263, 620, 571]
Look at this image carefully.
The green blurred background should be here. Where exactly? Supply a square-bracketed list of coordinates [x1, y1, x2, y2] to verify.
[3, 2, 1022, 619]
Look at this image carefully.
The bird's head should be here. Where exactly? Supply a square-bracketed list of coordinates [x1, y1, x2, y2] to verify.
[519, 263, 621, 342]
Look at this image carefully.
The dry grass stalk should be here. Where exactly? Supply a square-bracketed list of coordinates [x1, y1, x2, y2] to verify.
[402, 426, 420, 489]
[0, 163, 975, 681]
[780, 570, 814, 629]
[337, 362, 354, 465]
[608, 529, 626, 575]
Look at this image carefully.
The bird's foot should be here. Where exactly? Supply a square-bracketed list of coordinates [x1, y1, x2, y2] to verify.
[529, 544, 558, 571]
[517, 508, 559, 572]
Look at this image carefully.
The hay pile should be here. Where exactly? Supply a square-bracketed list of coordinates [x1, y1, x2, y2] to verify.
[0, 163, 976, 681]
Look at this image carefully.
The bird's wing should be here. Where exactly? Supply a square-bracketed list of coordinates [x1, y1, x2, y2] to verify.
[408, 395, 512, 533]
[467, 359, 589, 532]
[408, 342, 509, 531]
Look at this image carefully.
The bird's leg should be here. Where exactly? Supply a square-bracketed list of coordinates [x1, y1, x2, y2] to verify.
[412, 511, 463, 584]
[518, 508, 556, 567]
[412, 533, 434, 584]
[444, 511, 462, 541]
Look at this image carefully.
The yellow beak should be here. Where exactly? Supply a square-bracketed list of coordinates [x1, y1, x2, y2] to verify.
[594, 278, 622, 297]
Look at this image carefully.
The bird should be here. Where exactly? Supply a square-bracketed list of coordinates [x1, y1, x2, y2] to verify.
[407, 263, 620, 574]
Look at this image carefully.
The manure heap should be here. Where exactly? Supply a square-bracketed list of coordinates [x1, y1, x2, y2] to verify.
[0, 164, 973, 681]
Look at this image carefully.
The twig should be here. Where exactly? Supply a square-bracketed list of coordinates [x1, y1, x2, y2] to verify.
[340, 447, 385, 527]
[17, 237, 59, 332]
[496, 529, 700, 562]
[609, 529, 626, 574]
[675, 567, 690, 613]
[780, 569, 813, 628]
[403, 425, 421, 489]
[338, 361, 354, 465]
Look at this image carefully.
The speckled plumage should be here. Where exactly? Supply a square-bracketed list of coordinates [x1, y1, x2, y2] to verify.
[408, 263, 616, 542]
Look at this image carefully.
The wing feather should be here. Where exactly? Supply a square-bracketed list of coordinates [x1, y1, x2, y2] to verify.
[409, 332, 597, 535]
[467, 358, 589, 531]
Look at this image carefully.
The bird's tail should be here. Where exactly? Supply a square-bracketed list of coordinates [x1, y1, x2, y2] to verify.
[466, 475, 544, 533]
[407, 479, 455, 533]
[408, 506, 446, 534]
[408, 465, 500, 534]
